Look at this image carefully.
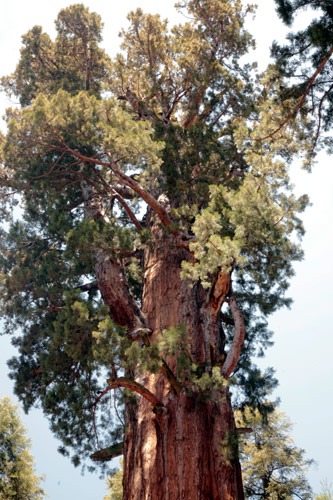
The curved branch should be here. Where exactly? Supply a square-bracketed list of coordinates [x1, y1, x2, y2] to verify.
[106, 377, 163, 407]
[222, 296, 246, 379]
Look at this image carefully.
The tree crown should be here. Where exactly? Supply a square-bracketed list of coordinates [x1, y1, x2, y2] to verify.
[0, 1, 316, 468]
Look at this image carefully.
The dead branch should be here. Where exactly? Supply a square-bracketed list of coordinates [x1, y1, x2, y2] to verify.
[74, 281, 98, 292]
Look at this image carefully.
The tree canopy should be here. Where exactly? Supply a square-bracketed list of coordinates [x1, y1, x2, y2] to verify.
[0, 396, 45, 500]
[0, 1, 317, 472]
[236, 407, 313, 500]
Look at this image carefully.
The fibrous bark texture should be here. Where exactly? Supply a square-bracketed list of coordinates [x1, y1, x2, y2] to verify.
[119, 215, 244, 500]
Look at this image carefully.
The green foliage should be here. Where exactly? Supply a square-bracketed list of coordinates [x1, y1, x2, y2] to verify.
[316, 480, 333, 500]
[104, 458, 123, 500]
[235, 407, 313, 500]
[157, 325, 192, 379]
[220, 429, 240, 465]
[0, 397, 45, 500]
[272, 0, 333, 152]
[192, 366, 228, 397]
[157, 325, 227, 394]
[0, 0, 319, 468]
[1, 4, 109, 105]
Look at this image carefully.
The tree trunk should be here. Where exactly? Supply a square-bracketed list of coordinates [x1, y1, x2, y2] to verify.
[122, 215, 244, 500]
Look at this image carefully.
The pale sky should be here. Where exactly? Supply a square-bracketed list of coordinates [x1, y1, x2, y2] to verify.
[0, 1, 332, 499]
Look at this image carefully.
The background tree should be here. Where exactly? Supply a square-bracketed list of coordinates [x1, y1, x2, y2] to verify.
[1, 4, 109, 105]
[272, 0, 333, 154]
[103, 458, 123, 500]
[102, 407, 314, 500]
[316, 481, 333, 500]
[0, 2, 316, 498]
[0, 396, 45, 500]
[236, 407, 313, 500]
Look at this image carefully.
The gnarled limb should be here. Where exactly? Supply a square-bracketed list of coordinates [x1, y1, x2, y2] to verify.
[94, 251, 146, 331]
[222, 296, 246, 379]
[108, 163, 173, 229]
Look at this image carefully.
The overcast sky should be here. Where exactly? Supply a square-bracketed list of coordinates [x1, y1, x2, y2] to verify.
[0, 1, 332, 499]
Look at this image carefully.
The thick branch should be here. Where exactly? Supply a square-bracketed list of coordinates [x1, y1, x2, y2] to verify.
[181, 88, 206, 129]
[209, 269, 231, 315]
[94, 251, 146, 330]
[222, 296, 246, 379]
[90, 442, 124, 462]
[106, 377, 163, 407]
[61, 146, 173, 229]
[80, 178, 146, 332]
[113, 190, 143, 232]
[109, 163, 173, 229]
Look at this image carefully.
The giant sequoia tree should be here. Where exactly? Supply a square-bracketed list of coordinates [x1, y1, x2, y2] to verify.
[0, 2, 317, 499]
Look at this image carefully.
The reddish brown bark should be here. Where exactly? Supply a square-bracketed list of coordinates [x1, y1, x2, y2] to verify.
[119, 215, 244, 500]
[82, 172, 245, 498]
